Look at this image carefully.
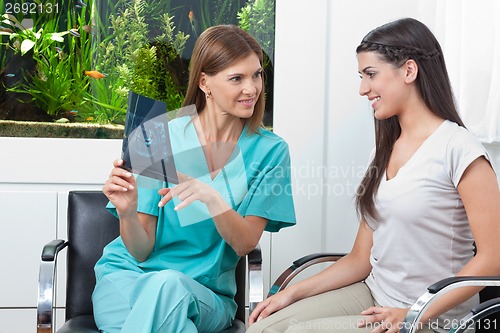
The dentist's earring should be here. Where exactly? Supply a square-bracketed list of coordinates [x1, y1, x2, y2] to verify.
[206, 90, 212, 99]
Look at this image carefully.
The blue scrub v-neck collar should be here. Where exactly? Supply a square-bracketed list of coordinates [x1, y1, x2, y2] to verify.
[188, 118, 248, 183]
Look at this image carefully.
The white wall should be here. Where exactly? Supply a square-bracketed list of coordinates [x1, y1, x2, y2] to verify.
[270, 0, 500, 285]
[270, 0, 422, 283]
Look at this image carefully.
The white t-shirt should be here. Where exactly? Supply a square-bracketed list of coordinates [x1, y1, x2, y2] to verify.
[364, 120, 490, 332]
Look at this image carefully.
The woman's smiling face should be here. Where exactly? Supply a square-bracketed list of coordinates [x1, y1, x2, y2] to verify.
[357, 51, 410, 120]
[201, 53, 263, 120]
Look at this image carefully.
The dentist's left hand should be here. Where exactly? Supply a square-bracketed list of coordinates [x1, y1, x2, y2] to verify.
[157, 173, 227, 215]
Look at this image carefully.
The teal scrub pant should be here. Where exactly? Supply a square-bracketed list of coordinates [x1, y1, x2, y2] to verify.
[92, 269, 234, 333]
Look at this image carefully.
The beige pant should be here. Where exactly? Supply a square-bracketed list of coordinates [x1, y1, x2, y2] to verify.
[246, 282, 435, 333]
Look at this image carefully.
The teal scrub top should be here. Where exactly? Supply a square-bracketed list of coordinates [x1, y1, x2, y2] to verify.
[95, 116, 296, 302]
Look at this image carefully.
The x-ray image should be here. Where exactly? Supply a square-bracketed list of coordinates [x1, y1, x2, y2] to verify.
[121, 91, 178, 184]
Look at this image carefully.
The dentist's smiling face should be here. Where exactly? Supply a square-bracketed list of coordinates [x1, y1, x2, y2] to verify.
[357, 51, 410, 120]
[201, 53, 263, 120]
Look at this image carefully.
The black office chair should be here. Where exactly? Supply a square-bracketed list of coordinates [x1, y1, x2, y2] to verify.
[37, 190, 263, 333]
[269, 253, 500, 333]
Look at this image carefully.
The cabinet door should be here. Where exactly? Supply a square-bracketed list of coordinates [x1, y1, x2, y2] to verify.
[0, 308, 37, 333]
[0, 191, 57, 307]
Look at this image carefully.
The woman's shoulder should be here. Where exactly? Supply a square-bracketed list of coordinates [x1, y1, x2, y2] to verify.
[250, 126, 289, 147]
[440, 121, 490, 183]
[442, 121, 485, 152]
[241, 126, 291, 161]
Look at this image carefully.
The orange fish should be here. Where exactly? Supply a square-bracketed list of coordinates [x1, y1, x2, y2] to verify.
[84, 70, 107, 79]
[188, 10, 197, 36]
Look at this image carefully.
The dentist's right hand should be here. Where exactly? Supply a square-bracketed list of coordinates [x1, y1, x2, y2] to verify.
[102, 158, 138, 218]
[102, 159, 156, 262]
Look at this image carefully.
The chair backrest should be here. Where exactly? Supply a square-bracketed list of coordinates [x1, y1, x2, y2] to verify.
[234, 252, 245, 322]
[477, 286, 500, 333]
[472, 243, 500, 333]
[65, 190, 246, 322]
[66, 191, 119, 320]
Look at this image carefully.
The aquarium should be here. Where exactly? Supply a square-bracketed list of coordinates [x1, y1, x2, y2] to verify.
[0, 0, 275, 138]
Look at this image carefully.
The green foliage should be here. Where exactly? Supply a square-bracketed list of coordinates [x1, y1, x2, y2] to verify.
[94, 1, 189, 119]
[198, 0, 245, 31]
[130, 46, 158, 99]
[100, 0, 149, 73]
[151, 13, 189, 109]
[238, 0, 275, 66]
[1, 11, 93, 117]
[155, 13, 189, 53]
[82, 0, 150, 123]
[21, 52, 75, 116]
[1, 1, 96, 119]
[0, 0, 275, 125]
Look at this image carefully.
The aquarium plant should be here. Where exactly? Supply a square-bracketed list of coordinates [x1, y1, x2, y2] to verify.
[238, 0, 275, 67]
[0, 0, 95, 121]
[89, 0, 189, 123]
[0, 0, 275, 128]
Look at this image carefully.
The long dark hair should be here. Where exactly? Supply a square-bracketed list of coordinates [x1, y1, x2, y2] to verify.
[355, 18, 465, 221]
[182, 25, 265, 133]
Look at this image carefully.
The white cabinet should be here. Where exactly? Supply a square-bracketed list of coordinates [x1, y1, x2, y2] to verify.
[0, 137, 121, 333]
[0, 192, 57, 308]
[0, 309, 37, 333]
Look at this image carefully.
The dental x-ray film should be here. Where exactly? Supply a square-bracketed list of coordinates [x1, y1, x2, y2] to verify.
[121, 90, 178, 184]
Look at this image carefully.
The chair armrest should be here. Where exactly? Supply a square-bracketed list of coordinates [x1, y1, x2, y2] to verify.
[42, 239, 68, 261]
[268, 253, 346, 297]
[248, 244, 262, 265]
[37, 239, 68, 333]
[248, 244, 263, 314]
[400, 276, 500, 333]
[427, 276, 500, 294]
